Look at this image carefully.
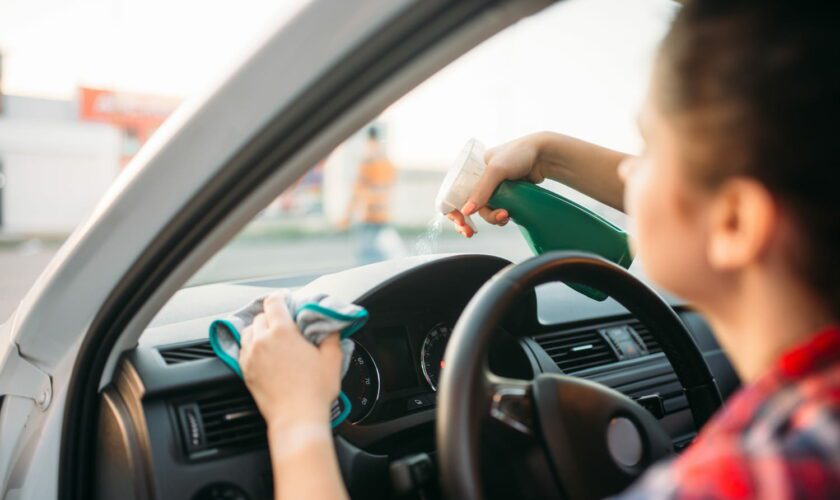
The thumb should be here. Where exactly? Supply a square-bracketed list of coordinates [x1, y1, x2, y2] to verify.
[319, 335, 345, 396]
[462, 169, 503, 216]
[319, 335, 344, 371]
[263, 291, 296, 330]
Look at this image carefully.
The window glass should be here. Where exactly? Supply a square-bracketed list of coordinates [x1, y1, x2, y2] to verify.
[0, 0, 311, 319]
[190, 0, 676, 286]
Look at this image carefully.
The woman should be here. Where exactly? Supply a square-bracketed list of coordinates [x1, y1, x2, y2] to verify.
[239, 0, 840, 498]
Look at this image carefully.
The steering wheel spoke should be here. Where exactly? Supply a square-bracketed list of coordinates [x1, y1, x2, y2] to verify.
[484, 373, 534, 436]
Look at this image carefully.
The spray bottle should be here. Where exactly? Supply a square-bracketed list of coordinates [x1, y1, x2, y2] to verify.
[435, 139, 632, 301]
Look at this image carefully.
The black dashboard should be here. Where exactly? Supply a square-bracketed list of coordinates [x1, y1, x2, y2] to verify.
[95, 254, 740, 500]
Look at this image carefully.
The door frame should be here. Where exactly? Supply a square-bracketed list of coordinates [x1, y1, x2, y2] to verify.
[57, 1, 555, 498]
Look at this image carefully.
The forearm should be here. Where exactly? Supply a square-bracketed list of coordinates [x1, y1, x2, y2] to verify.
[533, 132, 629, 211]
[268, 423, 349, 500]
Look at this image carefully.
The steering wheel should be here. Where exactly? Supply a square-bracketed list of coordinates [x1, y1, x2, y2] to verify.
[436, 252, 722, 500]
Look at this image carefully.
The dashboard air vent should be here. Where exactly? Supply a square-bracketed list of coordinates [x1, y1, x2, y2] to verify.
[159, 340, 215, 365]
[534, 328, 618, 373]
[627, 320, 662, 354]
[177, 388, 266, 460]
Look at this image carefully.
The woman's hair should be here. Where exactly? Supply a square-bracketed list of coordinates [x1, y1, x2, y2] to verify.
[657, 0, 840, 318]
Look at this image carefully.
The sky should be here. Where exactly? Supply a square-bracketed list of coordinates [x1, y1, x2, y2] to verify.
[0, 0, 309, 98]
[0, 0, 676, 168]
[384, 0, 676, 168]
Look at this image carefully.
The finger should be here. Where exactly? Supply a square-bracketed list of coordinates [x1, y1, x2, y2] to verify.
[477, 207, 509, 225]
[477, 206, 495, 224]
[247, 314, 273, 346]
[240, 325, 254, 348]
[263, 292, 295, 330]
[462, 169, 503, 216]
[493, 208, 509, 223]
[449, 210, 466, 226]
[453, 220, 475, 238]
[447, 210, 475, 238]
[253, 313, 269, 332]
[319, 336, 344, 385]
[319, 334, 341, 360]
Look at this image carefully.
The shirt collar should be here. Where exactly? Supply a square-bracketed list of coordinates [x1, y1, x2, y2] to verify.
[696, 324, 840, 436]
[775, 324, 840, 380]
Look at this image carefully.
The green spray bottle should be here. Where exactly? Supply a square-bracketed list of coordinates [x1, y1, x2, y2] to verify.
[435, 139, 632, 301]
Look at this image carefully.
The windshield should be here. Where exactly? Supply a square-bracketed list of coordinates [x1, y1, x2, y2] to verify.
[189, 0, 674, 285]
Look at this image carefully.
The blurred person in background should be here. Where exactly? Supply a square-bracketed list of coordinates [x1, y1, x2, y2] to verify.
[341, 125, 404, 264]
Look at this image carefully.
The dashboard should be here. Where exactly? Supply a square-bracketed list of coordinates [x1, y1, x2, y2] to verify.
[95, 254, 739, 500]
[343, 314, 456, 425]
[339, 309, 529, 430]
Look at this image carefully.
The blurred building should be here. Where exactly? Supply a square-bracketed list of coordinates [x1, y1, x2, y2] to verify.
[0, 87, 178, 236]
[79, 88, 179, 166]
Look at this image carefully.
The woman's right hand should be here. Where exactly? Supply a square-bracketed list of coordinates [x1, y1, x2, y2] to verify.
[240, 292, 344, 430]
[448, 133, 548, 237]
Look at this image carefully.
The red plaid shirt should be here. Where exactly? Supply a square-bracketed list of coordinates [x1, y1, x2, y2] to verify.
[620, 325, 840, 499]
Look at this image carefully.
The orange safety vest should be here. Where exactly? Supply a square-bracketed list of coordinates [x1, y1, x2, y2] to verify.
[355, 156, 395, 224]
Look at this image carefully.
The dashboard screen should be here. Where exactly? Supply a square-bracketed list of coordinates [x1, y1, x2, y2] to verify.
[366, 327, 418, 392]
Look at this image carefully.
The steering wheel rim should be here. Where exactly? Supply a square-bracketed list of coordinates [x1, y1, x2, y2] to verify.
[436, 251, 722, 500]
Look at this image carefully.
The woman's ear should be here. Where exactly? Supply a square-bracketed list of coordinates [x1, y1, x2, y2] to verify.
[706, 177, 777, 271]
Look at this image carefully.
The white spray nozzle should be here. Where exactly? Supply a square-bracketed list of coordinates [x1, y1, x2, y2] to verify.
[435, 138, 487, 233]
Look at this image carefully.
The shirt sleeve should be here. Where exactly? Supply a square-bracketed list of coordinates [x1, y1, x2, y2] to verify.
[614, 447, 761, 499]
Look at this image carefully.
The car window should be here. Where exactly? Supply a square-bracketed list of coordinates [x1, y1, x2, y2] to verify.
[189, 0, 676, 285]
[0, 0, 311, 319]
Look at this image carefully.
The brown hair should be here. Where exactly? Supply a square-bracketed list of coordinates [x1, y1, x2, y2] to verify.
[656, 0, 840, 318]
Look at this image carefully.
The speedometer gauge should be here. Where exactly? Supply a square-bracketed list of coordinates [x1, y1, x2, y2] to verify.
[421, 324, 451, 391]
[340, 340, 379, 424]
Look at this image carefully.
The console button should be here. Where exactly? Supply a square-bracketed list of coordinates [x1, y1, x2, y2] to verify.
[636, 393, 666, 419]
[406, 393, 435, 411]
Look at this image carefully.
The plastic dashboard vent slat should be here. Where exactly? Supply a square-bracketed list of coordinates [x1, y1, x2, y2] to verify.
[177, 389, 267, 460]
[533, 318, 663, 373]
[159, 340, 216, 365]
[197, 391, 266, 452]
[626, 320, 662, 354]
[534, 328, 618, 373]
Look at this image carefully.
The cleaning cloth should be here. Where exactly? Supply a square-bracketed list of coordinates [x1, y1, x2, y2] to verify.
[209, 292, 369, 427]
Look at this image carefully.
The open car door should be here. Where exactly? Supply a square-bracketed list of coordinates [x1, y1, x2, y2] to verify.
[0, 1, 554, 498]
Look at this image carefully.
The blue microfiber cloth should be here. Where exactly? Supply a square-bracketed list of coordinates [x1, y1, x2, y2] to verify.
[208, 292, 369, 427]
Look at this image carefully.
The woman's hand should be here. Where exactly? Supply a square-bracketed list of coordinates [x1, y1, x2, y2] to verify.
[240, 292, 350, 500]
[447, 132, 629, 237]
[448, 133, 548, 237]
[240, 291, 344, 429]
